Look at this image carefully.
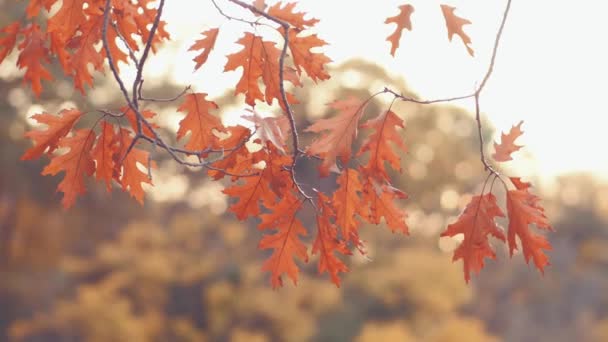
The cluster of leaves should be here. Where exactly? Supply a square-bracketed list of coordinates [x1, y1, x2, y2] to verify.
[0, 0, 552, 287]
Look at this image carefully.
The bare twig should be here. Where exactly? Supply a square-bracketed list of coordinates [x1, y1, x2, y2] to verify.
[138, 81, 191, 102]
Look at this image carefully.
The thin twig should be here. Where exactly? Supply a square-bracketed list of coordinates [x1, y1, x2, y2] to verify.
[138, 82, 191, 102]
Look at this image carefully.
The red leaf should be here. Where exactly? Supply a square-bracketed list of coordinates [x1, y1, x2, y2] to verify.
[21, 109, 83, 160]
[313, 192, 350, 287]
[258, 190, 308, 288]
[41, 129, 96, 208]
[268, 2, 319, 30]
[305, 97, 367, 176]
[385, 4, 414, 56]
[0, 22, 20, 64]
[16, 24, 52, 97]
[332, 168, 365, 244]
[358, 110, 407, 182]
[122, 106, 158, 139]
[206, 125, 253, 180]
[440, 193, 505, 283]
[506, 177, 553, 273]
[92, 121, 118, 192]
[176, 93, 224, 151]
[224, 33, 266, 106]
[189, 28, 219, 71]
[116, 129, 155, 204]
[284, 29, 331, 82]
[493, 120, 524, 162]
[440, 5, 474, 56]
[360, 178, 409, 234]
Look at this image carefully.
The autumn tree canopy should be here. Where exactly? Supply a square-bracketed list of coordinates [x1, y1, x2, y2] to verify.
[0, 0, 552, 287]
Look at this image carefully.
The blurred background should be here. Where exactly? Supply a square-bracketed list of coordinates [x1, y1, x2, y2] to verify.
[1, 1, 607, 341]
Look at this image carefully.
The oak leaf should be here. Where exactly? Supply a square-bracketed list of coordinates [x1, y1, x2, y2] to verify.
[92, 121, 118, 192]
[360, 178, 409, 234]
[305, 97, 367, 176]
[440, 193, 505, 282]
[385, 4, 414, 56]
[285, 29, 331, 82]
[244, 109, 290, 153]
[358, 110, 407, 182]
[116, 129, 155, 204]
[313, 192, 350, 287]
[258, 190, 308, 288]
[268, 2, 319, 30]
[16, 24, 52, 97]
[21, 109, 83, 160]
[176, 93, 224, 151]
[332, 168, 365, 244]
[0, 22, 20, 64]
[41, 129, 96, 209]
[189, 28, 219, 71]
[506, 177, 553, 273]
[493, 120, 524, 162]
[440, 5, 474, 56]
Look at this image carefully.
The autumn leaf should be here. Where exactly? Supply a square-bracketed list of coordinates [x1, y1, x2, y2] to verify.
[440, 4, 474, 56]
[506, 177, 553, 273]
[21, 109, 83, 160]
[358, 110, 407, 182]
[268, 2, 319, 30]
[122, 106, 158, 139]
[285, 29, 331, 83]
[92, 121, 118, 192]
[313, 192, 350, 287]
[332, 168, 365, 244]
[116, 129, 155, 204]
[224, 33, 265, 106]
[206, 125, 253, 180]
[258, 190, 308, 288]
[176, 93, 224, 151]
[222, 145, 292, 220]
[46, 0, 86, 39]
[360, 178, 409, 234]
[244, 109, 290, 153]
[385, 4, 414, 56]
[493, 120, 524, 162]
[305, 97, 368, 176]
[67, 6, 105, 93]
[189, 28, 219, 71]
[41, 129, 96, 209]
[16, 24, 52, 97]
[0, 22, 20, 64]
[441, 194, 505, 283]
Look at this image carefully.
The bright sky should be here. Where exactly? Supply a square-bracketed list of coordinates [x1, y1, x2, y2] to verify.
[147, 0, 608, 186]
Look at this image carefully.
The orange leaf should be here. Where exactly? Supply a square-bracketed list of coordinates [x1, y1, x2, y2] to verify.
[176, 93, 224, 151]
[67, 6, 105, 93]
[506, 177, 553, 273]
[116, 129, 155, 204]
[440, 4, 474, 56]
[258, 190, 308, 288]
[358, 110, 407, 182]
[189, 28, 219, 71]
[206, 125, 253, 180]
[41, 129, 96, 208]
[268, 2, 319, 30]
[0, 22, 20, 64]
[122, 106, 158, 139]
[224, 33, 265, 106]
[46, 0, 86, 39]
[16, 24, 52, 97]
[360, 178, 409, 234]
[385, 4, 414, 56]
[21, 108, 83, 160]
[313, 192, 350, 287]
[305, 97, 367, 176]
[285, 29, 331, 82]
[493, 120, 524, 162]
[440, 193, 505, 283]
[92, 121, 118, 192]
[223, 146, 292, 220]
[332, 168, 365, 244]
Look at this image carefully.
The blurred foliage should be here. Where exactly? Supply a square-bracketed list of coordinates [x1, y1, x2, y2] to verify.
[2, 7, 608, 340]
